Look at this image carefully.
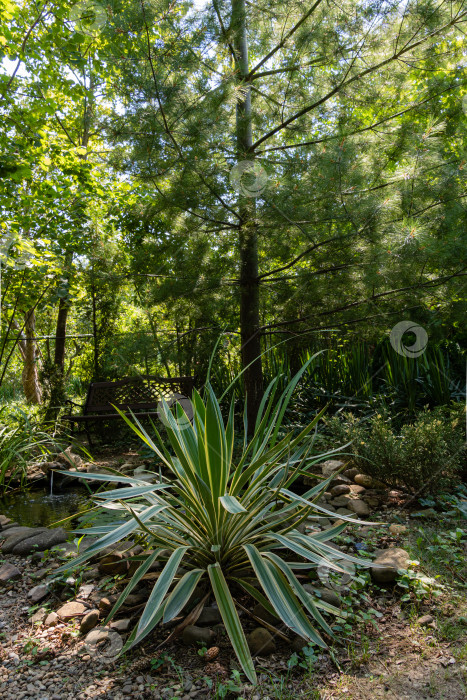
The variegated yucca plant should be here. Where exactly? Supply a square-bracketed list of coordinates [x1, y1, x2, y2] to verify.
[59, 363, 375, 683]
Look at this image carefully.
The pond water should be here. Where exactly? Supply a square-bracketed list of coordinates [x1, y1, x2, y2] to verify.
[0, 487, 91, 529]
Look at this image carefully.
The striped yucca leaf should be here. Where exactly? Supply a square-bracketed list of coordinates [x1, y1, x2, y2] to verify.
[58, 364, 380, 684]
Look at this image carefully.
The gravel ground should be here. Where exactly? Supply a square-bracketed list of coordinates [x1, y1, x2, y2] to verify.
[0, 551, 211, 700]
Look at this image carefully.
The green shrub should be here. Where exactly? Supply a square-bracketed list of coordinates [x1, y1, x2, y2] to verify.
[0, 407, 60, 492]
[326, 405, 465, 494]
[58, 364, 373, 683]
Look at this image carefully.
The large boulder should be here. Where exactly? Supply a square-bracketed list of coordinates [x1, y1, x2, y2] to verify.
[371, 548, 410, 584]
[12, 528, 67, 555]
[1, 528, 47, 552]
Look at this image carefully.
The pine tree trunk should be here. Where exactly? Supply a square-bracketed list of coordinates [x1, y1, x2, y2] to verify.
[232, 0, 263, 429]
[54, 296, 68, 372]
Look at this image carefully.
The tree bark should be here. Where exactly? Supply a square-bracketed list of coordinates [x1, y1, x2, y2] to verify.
[54, 295, 68, 372]
[18, 308, 42, 404]
[232, 0, 263, 430]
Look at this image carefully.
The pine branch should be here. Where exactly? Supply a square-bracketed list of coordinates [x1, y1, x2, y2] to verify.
[255, 84, 459, 154]
[251, 10, 467, 151]
[247, 0, 325, 79]
[261, 269, 467, 331]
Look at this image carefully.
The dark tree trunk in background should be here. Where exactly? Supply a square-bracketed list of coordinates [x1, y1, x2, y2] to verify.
[54, 296, 68, 371]
[232, 0, 263, 430]
[19, 308, 42, 404]
[91, 280, 99, 380]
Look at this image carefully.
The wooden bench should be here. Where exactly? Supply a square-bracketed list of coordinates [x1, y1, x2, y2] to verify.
[63, 375, 194, 445]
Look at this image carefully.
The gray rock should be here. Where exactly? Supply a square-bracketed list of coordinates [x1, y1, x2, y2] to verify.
[316, 517, 332, 528]
[29, 607, 48, 624]
[121, 591, 146, 607]
[343, 467, 359, 480]
[330, 484, 351, 497]
[319, 503, 335, 513]
[0, 521, 19, 531]
[0, 562, 21, 585]
[336, 507, 354, 516]
[98, 552, 129, 576]
[56, 601, 87, 620]
[410, 508, 437, 519]
[349, 484, 366, 494]
[320, 460, 345, 479]
[1, 527, 48, 552]
[348, 499, 370, 517]
[27, 583, 50, 603]
[316, 588, 341, 607]
[109, 618, 131, 633]
[371, 548, 410, 584]
[52, 541, 78, 555]
[45, 612, 59, 627]
[182, 625, 216, 646]
[354, 474, 385, 489]
[331, 495, 351, 507]
[12, 528, 68, 555]
[303, 584, 341, 607]
[84, 626, 123, 661]
[197, 606, 222, 627]
[247, 627, 276, 656]
[330, 475, 352, 489]
[80, 609, 100, 634]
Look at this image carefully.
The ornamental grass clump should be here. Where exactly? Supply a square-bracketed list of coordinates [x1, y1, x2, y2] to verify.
[59, 364, 376, 683]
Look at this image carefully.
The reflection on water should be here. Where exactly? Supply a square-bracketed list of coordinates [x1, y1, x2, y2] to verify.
[0, 488, 91, 529]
